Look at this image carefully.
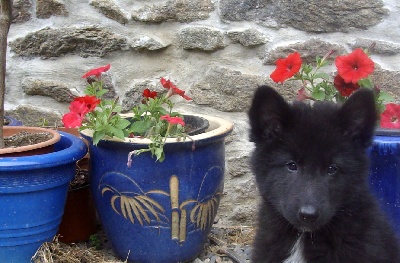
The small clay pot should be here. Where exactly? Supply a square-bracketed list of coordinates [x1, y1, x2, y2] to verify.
[57, 182, 97, 243]
[1, 126, 61, 157]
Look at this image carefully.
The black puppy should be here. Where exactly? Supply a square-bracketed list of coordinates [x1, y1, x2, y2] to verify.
[248, 85, 400, 263]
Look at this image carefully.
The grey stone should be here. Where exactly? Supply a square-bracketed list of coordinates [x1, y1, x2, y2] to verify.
[219, 0, 270, 22]
[12, 0, 32, 23]
[263, 38, 346, 65]
[178, 26, 227, 52]
[9, 26, 128, 59]
[219, 0, 388, 33]
[85, 74, 118, 100]
[228, 156, 251, 178]
[5, 105, 63, 127]
[22, 78, 75, 102]
[130, 36, 169, 51]
[122, 80, 165, 112]
[131, 0, 215, 23]
[190, 67, 266, 112]
[90, 0, 129, 25]
[352, 39, 400, 55]
[372, 67, 400, 102]
[36, 0, 68, 19]
[227, 28, 269, 47]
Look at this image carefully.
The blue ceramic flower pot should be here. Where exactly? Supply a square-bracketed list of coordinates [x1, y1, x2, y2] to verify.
[0, 131, 87, 263]
[81, 115, 233, 263]
[369, 128, 400, 238]
[4, 116, 23, 126]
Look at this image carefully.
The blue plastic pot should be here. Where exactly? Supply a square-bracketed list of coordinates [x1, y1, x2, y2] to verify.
[0, 131, 87, 262]
[369, 128, 400, 238]
[81, 115, 233, 263]
[4, 116, 23, 126]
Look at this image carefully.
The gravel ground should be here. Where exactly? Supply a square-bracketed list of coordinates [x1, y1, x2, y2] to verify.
[33, 225, 254, 263]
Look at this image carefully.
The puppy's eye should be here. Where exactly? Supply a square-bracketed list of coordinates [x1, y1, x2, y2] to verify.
[286, 161, 298, 171]
[327, 165, 338, 175]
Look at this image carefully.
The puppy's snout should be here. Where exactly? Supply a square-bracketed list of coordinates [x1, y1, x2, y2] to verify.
[298, 205, 319, 223]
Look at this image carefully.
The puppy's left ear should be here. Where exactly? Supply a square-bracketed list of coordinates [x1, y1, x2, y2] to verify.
[339, 88, 377, 146]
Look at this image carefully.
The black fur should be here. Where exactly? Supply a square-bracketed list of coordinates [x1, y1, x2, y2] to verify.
[249, 85, 400, 263]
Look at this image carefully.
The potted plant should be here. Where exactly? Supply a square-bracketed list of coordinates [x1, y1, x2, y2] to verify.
[269, 43, 400, 237]
[62, 65, 233, 262]
[0, 1, 88, 262]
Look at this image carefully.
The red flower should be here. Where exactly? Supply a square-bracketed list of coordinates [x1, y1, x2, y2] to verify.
[62, 112, 85, 128]
[82, 64, 111, 79]
[70, 96, 101, 115]
[270, 52, 302, 84]
[380, 104, 400, 129]
[62, 96, 100, 128]
[333, 74, 360, 97]
[160, 114, 185, 126]
[160, 78, 192, 100]
[143, 88, 158, 99]
[335, 49, 374, 84]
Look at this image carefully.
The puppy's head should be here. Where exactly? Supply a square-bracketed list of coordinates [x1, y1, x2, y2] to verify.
[249, 85, 377, 231]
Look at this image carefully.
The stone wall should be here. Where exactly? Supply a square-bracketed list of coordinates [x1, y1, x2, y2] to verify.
[4, 0, 400, 226]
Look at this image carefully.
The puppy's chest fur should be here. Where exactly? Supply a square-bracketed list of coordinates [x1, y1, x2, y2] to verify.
[283, 235, 306, 263]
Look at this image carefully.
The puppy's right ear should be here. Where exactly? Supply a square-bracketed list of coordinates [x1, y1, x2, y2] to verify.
[248, 85, 291, 142]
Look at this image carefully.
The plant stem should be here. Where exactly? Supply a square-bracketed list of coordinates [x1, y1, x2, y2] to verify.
[0, 0, 12, 148]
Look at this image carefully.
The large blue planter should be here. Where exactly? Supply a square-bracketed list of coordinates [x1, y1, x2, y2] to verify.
[81, 115, 233, 263]
[0, 131, 87, 262]
[369, 129, 400, 238]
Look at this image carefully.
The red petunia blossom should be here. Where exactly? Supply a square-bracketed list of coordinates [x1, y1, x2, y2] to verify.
[380, 103, 400, 129]
[160, 77, 192, 100]
[333, 74, 360, 97]
[143, 88, 158, 99]
[70, 96, 101, 115]
[160, 114, 185, 126]
[62, 112, 84, 128]
[335, 48, 374, 84]
[82, 64, 111, 79]
[270, 52, 302, 84]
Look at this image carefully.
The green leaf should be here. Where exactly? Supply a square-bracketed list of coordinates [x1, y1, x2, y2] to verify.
[358, 78, 373, 88]
[302, 64, 313, 75]
[93, 131, 106, 145]
[311, 89, 326, 101]
[97, 89, 109, 97]
[378, 91, 395, 102]
[155, 148, 165, 162]
[108, 126, 125, 140]
[115, 118, 131, 129]
[313, 72, 330, 80]
[129, 119, 153, 135]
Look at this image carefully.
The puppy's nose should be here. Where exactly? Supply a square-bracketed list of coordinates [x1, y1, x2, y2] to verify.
[298, 205, 319, 223]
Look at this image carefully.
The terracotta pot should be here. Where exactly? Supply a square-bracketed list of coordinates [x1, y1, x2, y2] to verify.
[57, 183, 97, 243]
[1, 126, 61, 157]
[51, 127, 96, 243]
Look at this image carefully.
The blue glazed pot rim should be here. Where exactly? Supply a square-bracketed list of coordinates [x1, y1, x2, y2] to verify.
[4, 116, 23, 126]
[0, 131, 87, 170]
[80, 114, 233, 147]
[375, 127, 400, 137]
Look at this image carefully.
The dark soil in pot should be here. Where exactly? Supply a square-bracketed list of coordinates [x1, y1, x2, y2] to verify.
[4, 131, 53, 148]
